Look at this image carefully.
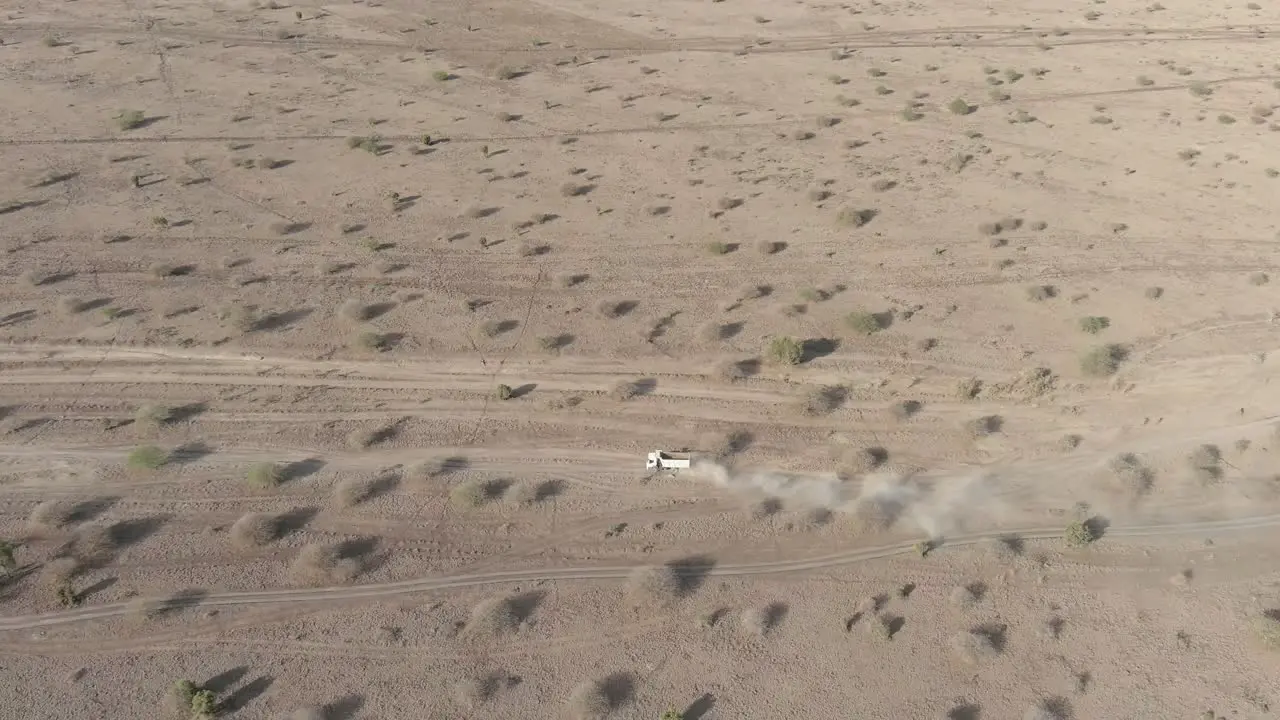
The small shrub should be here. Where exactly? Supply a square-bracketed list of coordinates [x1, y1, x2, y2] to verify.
[1189, 82, 1212, 97]
[950, 628, 1000, 664]
[1064, 519, 1097, 547]
[191, 689, 216, 719]
[1025, 285, 1056, 301]
[567, 678, 613, 720]
[845, 311, 882, 335]
[246, 462, 282, 488]
[800, 385, 845, 415]
[956, 377, 981, 399]
[496, 383, 513, 400]
[127, 445, 167, 470]
[355, 331, 389, 352]
[899, 104, 923, 121]
[117, 110, 145, 130]
[134, 404, 170, 428]
[338, 298, 370, 322]
[705, 241, 730, 255]
[1080, 344, 1126, 377]
[432, 70, 451, 81]
[495, 65, 519, 80]
[230, 511, 277, 548]
[1253, 614, 1280, 650]
[1078, 316, 1109, 334]
[835, 207, 874, 227]
[870, 178, 896, 192]
[1249, 272, 1269, 286]
[1144, 286, 1164, 299]
[767, 336, 803, 365]
[948, 97, 973, 115]
[1110, 453, 1153, 495]
[450, 479, 493, 508]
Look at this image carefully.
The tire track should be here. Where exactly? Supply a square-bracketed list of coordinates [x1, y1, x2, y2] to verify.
[4, 512, 1279, 632]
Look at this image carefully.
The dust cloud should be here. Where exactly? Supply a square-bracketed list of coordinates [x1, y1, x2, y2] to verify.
[691, 459, 1004, 538]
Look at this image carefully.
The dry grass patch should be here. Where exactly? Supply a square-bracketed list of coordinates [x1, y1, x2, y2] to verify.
[767, 336, 803, 365]
[229, 512, 276, 548]
[951, 627, 1001, 664]
[27, 500, 70, 534]
[1109, 453, 1153, 495]
[127, 445, 168, 470]
[567, 678, 620, 720]
[288, 543, 362, 586]
[1080, 344, 1126, 377]
[835, 206, 875, 227]
[1253, 613, 1280, 650]
[844, 310, 882, 335]
[461, 595, 523, 639]
[626, 565, 682, 608]
[799, 385, 845, 416]
[246, 462, 283, 488]
[450, 478, 504, 508]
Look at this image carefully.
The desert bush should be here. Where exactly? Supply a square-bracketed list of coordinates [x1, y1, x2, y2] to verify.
[246, 462, 282, 488]
[230, 512, 276, 548]
[219, 304, 258, 332]
[835, 207, 874, 227]
[660, 710, 684, 720]
[347, 135, 380, 153]
[767, 336, 803, 365]
[338, 299, 370, 322]
[950, 628, 1000, 664]
[1023, 700, 1066, 720]
[845, 311, 882, 335]
[42, 556, 80, 586]
[1253, 614, 1280, 650]
[450, 478, 496, 508]
[355, 331, 389, 352]
[346, 425, 392, 450]
[705, 241, 730, 255]
[461, 595, 520, 639]
[118, 110, 145, 130]
[627, 565, 682, 607]
[964, 415, 1001, 437]
[956, 377, 981, 399]
[740, 606, 772, 636]
[949, 585, 980, 609]
[1187, 444, 1222, 483]
[1078, 316, 1110, 334]
[611, 380, 640, 401]
[596, 299, 630, 318]
[1064, 518, 1097, 547]
[289, 543, 361, 585]
[948, 97, 973, 115]
[1025, 285, 1056, 301]
[191, 689, 216, 719]
[166, 679, 198, 717]
[800, 385, 845, 415]
[838, 446, 886, 475]
[1080, 344, 1126, 377]
[134, 404, 170, 429]
[1109, 453, 1153, 495]
[567, 679, 613, 720]
[496, 383, 514, 400]
[127, 445, 168, 470]
[1249, 271, 1270, 286]
[27, 500, 70, 533]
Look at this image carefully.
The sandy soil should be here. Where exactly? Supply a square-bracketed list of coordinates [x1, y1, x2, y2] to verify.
[1, 0, 1279, 717]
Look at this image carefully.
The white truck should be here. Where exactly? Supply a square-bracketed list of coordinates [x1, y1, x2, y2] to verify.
[646, 450, 693, 472]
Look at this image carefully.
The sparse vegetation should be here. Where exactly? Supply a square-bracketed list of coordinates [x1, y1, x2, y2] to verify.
[127, 445, 167, 470]
[1253, 613, 1280, 650]
[948, 97, 973, 115]
[767, 336, 803, 365]
[1078, 316, 1110, 334]
[134, 403, 171, 428]
[496, 383, 514, 400]
[835, 207, 874, 228]
[950, 628, 1000, 664]
[567, 678, 615, 720]
[844, 311, 882, 335]
[1080, 344, 1127, 377]
[450, 478, 496, 508]
[117, 109, 146, 130]
[246, 462, 282, 488]
[230, 512, 276, 548]
[1064, 518, 1097, 547]
[289, 542, 361, 586]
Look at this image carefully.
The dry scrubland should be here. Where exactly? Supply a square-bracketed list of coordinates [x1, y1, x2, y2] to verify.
[1, 0, 1280, 716]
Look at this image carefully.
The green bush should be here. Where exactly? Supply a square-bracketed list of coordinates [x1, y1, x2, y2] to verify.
[1080, 344, 1126, 377]
[127, 445, 168, 470]
[1078, 316, 1110, 334]
[768, 337, 803, 365]
[1064, 519, 1097, 547]
[246, 462, 282, 488]
[496, 384, 513, 400]
[845, 311, 882, 335]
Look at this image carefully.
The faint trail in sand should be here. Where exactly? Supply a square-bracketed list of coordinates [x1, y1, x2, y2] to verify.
[3, 513, 1279, 632]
